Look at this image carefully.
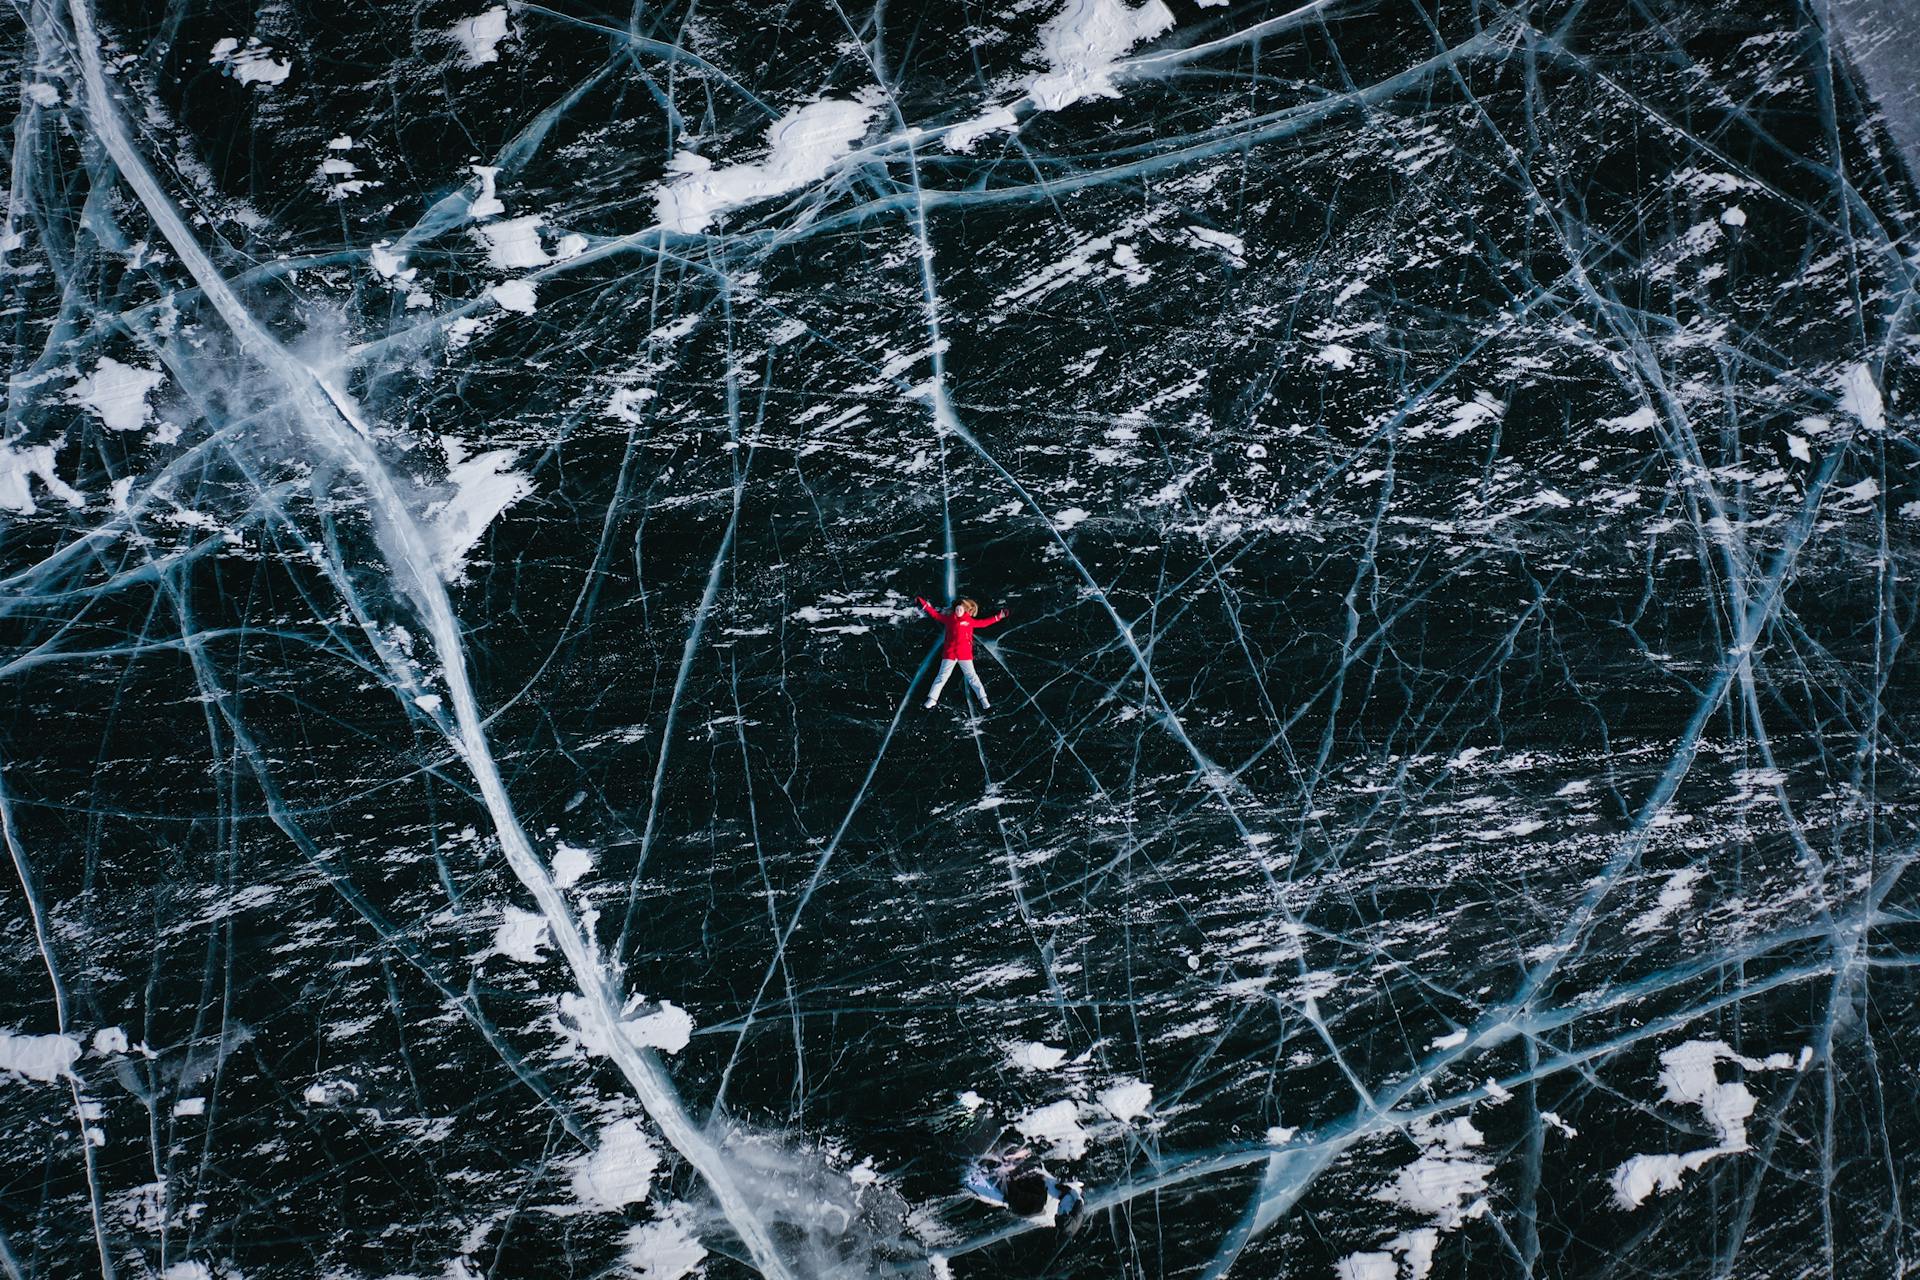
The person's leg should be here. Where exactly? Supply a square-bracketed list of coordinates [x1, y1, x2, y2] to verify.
[925, 659, 956, 707]
[960, 660, 990, 708]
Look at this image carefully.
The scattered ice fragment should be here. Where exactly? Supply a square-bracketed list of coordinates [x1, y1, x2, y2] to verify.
[451, 7, 511, 68]
[1721, 205, 1747, 226]
[1187, 225, 1246, 265]
[173, 1097, 206, 1117]
[1265, 1125, 1297, 1145]
[476, 215, 550, 269]
[92, 1027, 128, 1056]
[1097, 1077, 1152, 1122]
[0, 1030, 81, 1082]
[551, 842, 594, 888]
[73, 357, 165, 432]
[210, 37, 291, 86]
[492, 906, 550, 964]
[489, 279, 537, 314]
[621, 1202, 705, 1279]
[957, 1090, 985, 1111]
[573, 1118, 661, 1209]
[413, 693, 443, 713]
[1055, 506, 1090, 530]
[554, 232, 588, 259]
[1786, 433, 1811, 462]
[1429, 1029, 1468, 1050]
[1016, 1099, 1089, 1158]
[655, 97, 877, 234]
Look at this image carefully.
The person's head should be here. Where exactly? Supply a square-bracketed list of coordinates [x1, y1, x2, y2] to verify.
[957, 598, 978, 617]
[1005, 1169, 1050, 1218]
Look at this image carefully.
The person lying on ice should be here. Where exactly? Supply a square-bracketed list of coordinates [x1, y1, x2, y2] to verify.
[962, 1144, 1087, 1237]
[915, 595, 1006, 710]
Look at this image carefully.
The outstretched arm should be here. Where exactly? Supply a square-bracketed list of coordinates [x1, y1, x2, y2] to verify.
[973, 610, 1007, 630]
[915, 596, 945, 621]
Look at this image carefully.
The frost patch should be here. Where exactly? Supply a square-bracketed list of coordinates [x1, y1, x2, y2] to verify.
[1627, 866, 1704, 936]
[1611, 1039, 1800, 1209]
[73, 357, 165, 432]
[490, 279, 538, 314]
[552, 843, 594, 889]
[558, 993, 695, 1057]
[656, 96, 877, 235]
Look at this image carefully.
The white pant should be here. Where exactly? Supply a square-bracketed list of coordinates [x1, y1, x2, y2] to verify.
[926, 658, 988, 707]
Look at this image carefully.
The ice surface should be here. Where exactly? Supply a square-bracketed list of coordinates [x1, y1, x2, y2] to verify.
[4, 0, 1920, 1278]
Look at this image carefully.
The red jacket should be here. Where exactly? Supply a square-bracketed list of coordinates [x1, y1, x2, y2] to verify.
[917, 598, 1004, 660]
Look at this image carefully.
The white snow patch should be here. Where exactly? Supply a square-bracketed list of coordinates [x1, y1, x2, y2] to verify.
[655, 97, 876, 235]
[210, 37, 290, 86]
[1444, 391, 1505, 437]
[1029, 0, 1176, 112]
[25, 83, 60, 106]
[1603, 405, 1660, 434]
[451, 7, 511, 68]
[1542, 1111, 1578, 1138]
[1839, 363, 1884, 431]
[73, 357, 164, 432]
[946, 106, 1019, 153]
[621, 1203, 705, 1279]
[1627, 866, 1705, 935]
[551, 843, 594, 889]
[0, 1030, 80, 1082]
[573, 1118, 660, 1209]
[492, 906, 550, 964]
[1721, 206, 1747, 226]
[0, 439, 85, 514]
[161, 1265, 212, 1280]
[173, 1097, 206, 1117]
[476, 215, 550, 269]
[92, 1027, 128, 1056]
[1335, 1253, 1398, 1280]
[489, 279, 537, 314]
[469, 164, 504, 219]
[1016, 1099, 1089, 1159]
[1187, 225, 1246, 265]
[1429, 1029, 1468, 1051]
[558, 993, 696, 1057]
[1097, 1077, 1152, 1122]
[1054, 506, 1090, 530]
[426, 438, 532, 581]
[1610, 1039, 1797, 1209]
[1312, 343, 1356, 371]
[1008, 1041, 1068, 1071]
[957, 1090, 985, 1111]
